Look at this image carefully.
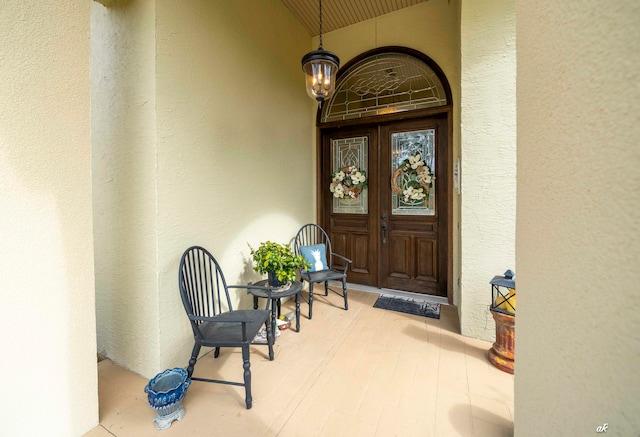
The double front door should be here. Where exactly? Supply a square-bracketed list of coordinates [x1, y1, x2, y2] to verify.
[321, 116, 448, 297]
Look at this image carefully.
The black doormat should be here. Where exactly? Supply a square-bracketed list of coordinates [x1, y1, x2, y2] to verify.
[373, 295, 441, 319]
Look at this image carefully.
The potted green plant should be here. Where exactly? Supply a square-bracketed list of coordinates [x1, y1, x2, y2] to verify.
[249, 241, 309, 286]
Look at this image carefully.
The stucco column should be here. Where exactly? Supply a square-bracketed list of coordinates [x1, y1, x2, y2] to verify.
[0, 1, 98, 434]
[460, 0, 517, 340]
[515, 1, 640, 435]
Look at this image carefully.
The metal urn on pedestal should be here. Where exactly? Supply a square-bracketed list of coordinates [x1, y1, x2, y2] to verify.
[488, 270, 516, 374]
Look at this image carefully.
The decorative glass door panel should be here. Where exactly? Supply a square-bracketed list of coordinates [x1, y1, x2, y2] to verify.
[321, 118, 448, 297]
[332, 136, 368, 214]
[390, 129, 435, 216]
[323, 127, 378, 287]
[378, 119, 447, 296]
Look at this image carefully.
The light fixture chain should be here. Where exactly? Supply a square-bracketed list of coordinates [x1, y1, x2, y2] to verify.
[318, 0, 323, 48]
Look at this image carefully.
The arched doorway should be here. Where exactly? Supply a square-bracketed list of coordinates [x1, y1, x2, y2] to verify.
[317, 47, 452, 299]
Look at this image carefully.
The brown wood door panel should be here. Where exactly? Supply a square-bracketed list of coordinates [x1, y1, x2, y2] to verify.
[329, 217, 371, 275]
[379, 117, 448, 296]
[322, 126, 379, 287]
[384, 235, 436, 278]
[384, 233, 438, 293]
[321, 116, 448, 296]
[350, 233, 371, 275]
[389, 217, 436, 234]
[416, 238, 437, 281]
[329, 231, 348, 270]
[330, 215, 370, 230]
[387, 235, 412, 279]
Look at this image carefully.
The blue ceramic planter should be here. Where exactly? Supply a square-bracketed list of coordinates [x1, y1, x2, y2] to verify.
[145, 368, 191, 429]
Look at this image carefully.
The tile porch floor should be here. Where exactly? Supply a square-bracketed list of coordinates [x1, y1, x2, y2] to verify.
[85, 288, 514, 437]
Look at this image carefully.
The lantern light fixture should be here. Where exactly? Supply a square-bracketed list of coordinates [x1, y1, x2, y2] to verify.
[488, 269, 516, 374]
[490, 269, 516, 315]
[301, 0, 340, 107]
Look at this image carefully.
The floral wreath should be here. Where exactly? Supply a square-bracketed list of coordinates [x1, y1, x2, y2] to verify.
[330, 165, 368, 199]
[391, 153, 435, 203]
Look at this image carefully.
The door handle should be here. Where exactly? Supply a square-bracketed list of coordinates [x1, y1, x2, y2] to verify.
[381, 222, 387, 244]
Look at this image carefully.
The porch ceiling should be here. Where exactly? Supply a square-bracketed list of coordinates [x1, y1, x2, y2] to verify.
[281, 0, 430, 36]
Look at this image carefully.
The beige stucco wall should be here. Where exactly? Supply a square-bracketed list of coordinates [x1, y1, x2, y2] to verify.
[318, 0, 463, 305]
[322, 0, 516, 341]
[92, 0, 314, 377]
[515, 2, 640, 436]
[0, 1, 98, 435]
[460, 0, 516, 340]
[91, 0, 161, 376]
[155, 0, 314, 370]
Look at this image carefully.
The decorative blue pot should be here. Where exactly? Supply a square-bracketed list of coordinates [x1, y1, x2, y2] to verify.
[145, 368, 191, 430]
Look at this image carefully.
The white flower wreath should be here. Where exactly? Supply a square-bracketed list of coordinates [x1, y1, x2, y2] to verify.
[391, 153, 435, 203]
[330, 165, 368, 199]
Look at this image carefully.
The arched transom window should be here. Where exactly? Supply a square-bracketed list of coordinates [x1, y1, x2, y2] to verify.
[321, 51, 448, 123]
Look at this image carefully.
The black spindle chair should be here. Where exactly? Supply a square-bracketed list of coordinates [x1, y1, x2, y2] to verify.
[178, 246, 274, 409]
[293, 224, 351, 319]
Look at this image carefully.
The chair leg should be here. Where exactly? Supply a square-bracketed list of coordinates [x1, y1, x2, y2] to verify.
[308, 283, 314, 320]
[266, 319, 274, 361]
[324, 281, 329, 296]
[214, 347, 221, 358]
[187, 343, 201, 378]
[242, 345, 252, 409]
[342, 277, 349, 310]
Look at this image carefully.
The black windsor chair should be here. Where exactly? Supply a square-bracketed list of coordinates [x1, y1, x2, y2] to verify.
[293, 224, 352, 319]
[178, 246, 274, 409]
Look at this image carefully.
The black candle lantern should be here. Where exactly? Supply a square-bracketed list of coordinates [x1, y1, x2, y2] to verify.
[301, 0, 340, 108]
[488, 269, 516, 374]
[490, 269, 516, 315]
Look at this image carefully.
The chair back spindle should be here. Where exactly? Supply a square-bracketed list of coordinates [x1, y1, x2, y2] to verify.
[179, 246, 233, 326]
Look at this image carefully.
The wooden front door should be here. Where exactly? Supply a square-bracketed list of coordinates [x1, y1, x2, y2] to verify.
[321, 116, 448, 297]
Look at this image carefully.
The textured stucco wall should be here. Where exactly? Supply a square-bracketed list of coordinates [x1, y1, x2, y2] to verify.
[326, 0, 513, 340]
[92, 0, 314, 376]
[515, 2, 640, 435]
[0, 1, 98, 435]
[91, 0, 160, 376]
[155, 0, 314, 369]
[460, 0, 516, 340]
[318, 0, 462, 305]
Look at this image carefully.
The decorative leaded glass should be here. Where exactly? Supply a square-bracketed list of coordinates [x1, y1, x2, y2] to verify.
[391, 130, 435, 216]
[321, 52, 448, 123]
[332, 136, 368, 214]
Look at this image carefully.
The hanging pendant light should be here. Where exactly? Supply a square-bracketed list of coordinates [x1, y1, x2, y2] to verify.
[301, 0, 340, 107]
